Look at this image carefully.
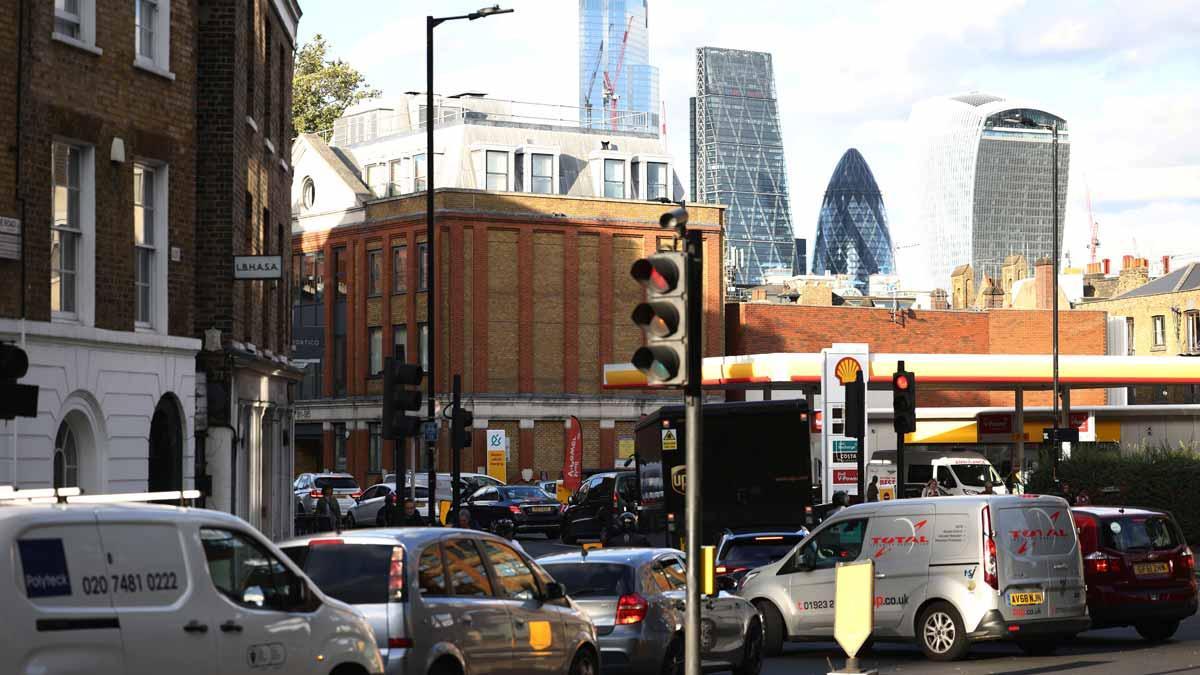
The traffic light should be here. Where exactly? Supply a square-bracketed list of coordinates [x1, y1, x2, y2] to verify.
[451, 405, 473, 449]
[630, 251, 688, 385]
[382, 357, 423, 440]
[844, 370, 865, 438]
[892, 367, 917, 434]
[0, 343, 38, 420]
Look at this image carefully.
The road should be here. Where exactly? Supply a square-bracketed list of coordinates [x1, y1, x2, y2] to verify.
[522, 536, 1200, 675]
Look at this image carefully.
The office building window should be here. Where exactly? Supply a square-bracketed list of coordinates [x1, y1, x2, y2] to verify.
[369, 423, 382, 473]
[486, 150, 508, 191]
[51, 142, 86, 317]
[367, 164, 387, 198]
[1153, 315, 1166, 347]
[418, 323, 429, 372]
[368, 327, 383, 376]
[647, 162, 668, 200]
[604, 158, 625, 198]
[392, 245, 407, 294]
[133, 164, 158, 326]
[531, 154, 553, 194]
[414, 154, 427, 192]
[416, 242, 428, 292]
[388, 159, 404, 196]
[367, 249, 382, 296]
[393, 324, 408, 362]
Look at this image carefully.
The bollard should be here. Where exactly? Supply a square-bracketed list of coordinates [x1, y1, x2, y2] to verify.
[829, 559, 877, 675]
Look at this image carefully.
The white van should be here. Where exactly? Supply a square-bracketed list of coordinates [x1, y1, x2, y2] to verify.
[869, 449, 1007, 497]
[738, 495, 1089, 661]
[2, 500, 384, 675]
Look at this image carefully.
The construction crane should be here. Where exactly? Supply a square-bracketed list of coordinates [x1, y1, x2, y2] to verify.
[1086, 183, 1101, 264]
[601, 14, 634, 131]
[582, 39, 604, 127]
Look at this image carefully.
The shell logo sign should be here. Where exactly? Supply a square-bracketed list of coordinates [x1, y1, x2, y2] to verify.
[835, 357, 862, 385]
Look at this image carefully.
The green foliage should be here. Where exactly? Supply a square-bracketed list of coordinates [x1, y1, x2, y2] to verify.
[1028, 444, 1200, 543]
[292, 35, 382, 137]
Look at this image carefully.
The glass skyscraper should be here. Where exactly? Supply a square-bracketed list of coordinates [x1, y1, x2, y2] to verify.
[690, 47, 794, 287]
[811, 149, 895, 293]
[908, 93, 1070, 289]
[579, 0, 660, 130]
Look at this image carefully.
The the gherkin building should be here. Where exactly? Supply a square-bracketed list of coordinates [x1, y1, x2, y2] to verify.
[811, 148, 895, 293]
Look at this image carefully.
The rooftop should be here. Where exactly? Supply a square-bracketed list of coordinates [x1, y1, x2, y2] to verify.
[1113, 262, 1200, 300]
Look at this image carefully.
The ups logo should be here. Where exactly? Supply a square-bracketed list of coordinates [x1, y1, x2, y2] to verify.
[671, 466, 686, 495]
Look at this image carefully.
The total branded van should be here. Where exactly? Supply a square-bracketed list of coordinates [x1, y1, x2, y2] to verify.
[1, 498, 384, 675]
[738, 495, 1089, 661]
[869, 449, 1008, 497]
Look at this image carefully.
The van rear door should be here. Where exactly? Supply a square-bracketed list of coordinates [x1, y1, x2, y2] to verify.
[994, 497, 1086, 623]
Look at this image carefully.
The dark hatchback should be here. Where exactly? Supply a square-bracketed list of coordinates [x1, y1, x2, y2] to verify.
[715, 530, 807, 586]
[464, 485, 563, 536]
[1072, 506, 1198, 641]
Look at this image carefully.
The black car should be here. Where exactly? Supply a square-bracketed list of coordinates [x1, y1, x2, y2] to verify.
[715, 529, 808, 586]
[560, 471, 638, 544]
[464, 484, 562, 536]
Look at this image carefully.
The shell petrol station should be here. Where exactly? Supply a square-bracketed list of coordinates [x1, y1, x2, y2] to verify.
[604, 346, 1200, 501]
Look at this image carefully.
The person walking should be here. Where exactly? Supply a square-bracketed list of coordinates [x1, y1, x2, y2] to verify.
[455, 507, 481, 530]
[1060, 481, 1076, 506]
[922, 479, 941, 498]
[866, 476, 880, 502]
[314, 484, 342, 533]
[397, 498, 426, 526]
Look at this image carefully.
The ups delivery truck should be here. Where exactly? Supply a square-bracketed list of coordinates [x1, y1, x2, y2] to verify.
[634, 399, 813, 549]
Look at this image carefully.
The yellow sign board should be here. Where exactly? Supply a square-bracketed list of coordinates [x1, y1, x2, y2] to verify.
[661, 428, 678, 451]
[556, 482, 571, 503]
[438, 500, 452, 525]
[486, 448, 506, 482]
[618, 437, 635, 459]
[702, 545, 715, 596]
[878, 487, 895, 501]
[833, 559, 874, 658]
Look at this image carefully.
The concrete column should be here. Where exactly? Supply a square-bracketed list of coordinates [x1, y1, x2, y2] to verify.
[519, 419, 534, 477]
[600, 419, 616, 469]
[1014, 387, 1025, 481]
[205, 426, 235, 515]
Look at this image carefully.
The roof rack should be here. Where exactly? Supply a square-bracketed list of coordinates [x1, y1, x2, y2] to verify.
[0, 486, 201, 506]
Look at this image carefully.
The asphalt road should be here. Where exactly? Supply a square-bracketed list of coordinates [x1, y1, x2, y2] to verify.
[521, 536, 1200, 675]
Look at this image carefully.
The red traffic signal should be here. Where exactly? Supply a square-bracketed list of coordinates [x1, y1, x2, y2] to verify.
[895, 374, 909, 391]
[630, 257, 680, 294]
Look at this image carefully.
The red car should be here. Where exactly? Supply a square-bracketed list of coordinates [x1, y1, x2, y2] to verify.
[1072, 506, 1198, 641]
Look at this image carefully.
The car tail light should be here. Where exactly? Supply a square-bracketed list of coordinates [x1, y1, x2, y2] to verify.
[351, 491, 362, 499]
[388, 546, 406, 602]
[1182, 548, 1195, 573]
[388, 637, 413, 649]
[982, 505, 998, 590]
[309, 489, 323, 498]
[509, 505, 522, 515]
[715, 565, 727, 575]
[616, 593, 648, 625]
[309, 538, 344, 546]
[1084, 551, 1121, 575]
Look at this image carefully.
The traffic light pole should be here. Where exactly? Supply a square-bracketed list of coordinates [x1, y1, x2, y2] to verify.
[853, 371, 866, 501]
[450, 374, 462, 517]
[683, 229, 704, 675]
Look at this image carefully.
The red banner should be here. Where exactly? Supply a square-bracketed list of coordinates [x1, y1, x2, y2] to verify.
[563, 416, 583, 492]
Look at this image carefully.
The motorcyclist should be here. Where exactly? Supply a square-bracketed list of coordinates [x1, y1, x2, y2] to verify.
[602, 511, 651, 547]
[492, 518, 527, 555]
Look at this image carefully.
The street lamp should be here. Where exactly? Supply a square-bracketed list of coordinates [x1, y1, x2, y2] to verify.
[424, 5, 513, 523]
[1004, 113, 1063, 475]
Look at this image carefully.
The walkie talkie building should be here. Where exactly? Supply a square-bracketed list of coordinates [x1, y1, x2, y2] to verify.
[690, 47, 794, 286]
[811, 149, 895, 293]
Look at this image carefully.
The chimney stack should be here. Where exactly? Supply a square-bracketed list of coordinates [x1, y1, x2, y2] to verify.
[1033, 258, 1055, 310]
[1102, 258, 1110, 275]
[1162, 256, 1170, 275]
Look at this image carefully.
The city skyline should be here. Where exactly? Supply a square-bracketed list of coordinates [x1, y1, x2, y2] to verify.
[811, 148, 895, 293]
[578, 0, 661, 130]
[297, 0, 1200, 289]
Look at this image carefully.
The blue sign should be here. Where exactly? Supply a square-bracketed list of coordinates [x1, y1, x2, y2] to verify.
[423, 421, 439, 443]
[18, 539, 72, 598]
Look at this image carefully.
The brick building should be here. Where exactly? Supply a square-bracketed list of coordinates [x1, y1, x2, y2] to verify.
[290, 188, 724, 488]
[0, 1, 201, 493]
[195, 0, 302, 540]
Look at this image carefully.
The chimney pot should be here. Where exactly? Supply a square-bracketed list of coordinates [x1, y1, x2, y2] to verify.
[1102, 258, 1110, 275]
[1162, 255, 1170, 275]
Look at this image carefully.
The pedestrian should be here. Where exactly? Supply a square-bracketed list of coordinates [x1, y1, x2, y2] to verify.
[982, 480, 995, 495]
[455, 507, 480, 530]
[1060, 481, 1075, 505]
[922, 479, 940, 498]
[1075, 489, 1091, 506]
[314, 484, 342, 533]
[602, 512, 651, 547]
[397, 497, 426, 526]
[828, 491, 849, 516]
[866, 476, 880, 502]
[1006, 467, 1024, 495]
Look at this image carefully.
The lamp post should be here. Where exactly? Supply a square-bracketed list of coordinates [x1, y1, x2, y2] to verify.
[426, 5, 512, 522]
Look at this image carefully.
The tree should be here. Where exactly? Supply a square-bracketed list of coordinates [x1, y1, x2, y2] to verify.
[292, 34, 382, 137]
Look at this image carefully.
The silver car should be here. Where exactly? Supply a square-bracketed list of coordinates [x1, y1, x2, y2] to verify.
[538, 548, 764, 674]
[279, 527, 600, 675]
[294, 472, 361, 515]
[346, 483, 430, 528]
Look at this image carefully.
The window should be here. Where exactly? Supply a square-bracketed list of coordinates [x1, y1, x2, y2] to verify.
[1126, 317, 1135, 356]
[1187, 312, 1200, 354]
[1153, 315, 1166, 347]
[388, 159, 404, 196]
[263, 21, 272, 138]
[51, 142, 83, 317]
[334, 246, 348, 299]
[416, 242, 428, 291]
[301, 177, 315, 209]
[133, 164, 157, 326]
[444, 538, 492, 597]
[334, 423, 347, 471]
[366, 164, 387, 199]
[478, 540, 537, 600]
[418, 544, 448, 595]
[368, 423, 382, 473]
[647, 162, 668, 200]
[55, 0, 82, 38]
[393, 324, 408, 362]
[286, 543, 395, 605]
[655, 558, 687, 590]
[414, 154, 427, 192]
[935, 466, 957, 489]
[603, 158, 625, 198]
[134, 0, 171, 74]
[531, 154, 554, 194]
[53, 422, 78, 489]
[418, 323, 429, 372]
[244, 0, 255, 109]
[55, 0, 96, 47]
[333, 247, 347, 396]
[392, 245, 407, 294]
[135, 0, 157, 59]
[368, 327, 383, 376]
[367, 249, 382, 296]
[199, 528, 300, 611]
[539, 563, 633, 598]
[792, 519, 867, 571]
[485, 150, 508, 191]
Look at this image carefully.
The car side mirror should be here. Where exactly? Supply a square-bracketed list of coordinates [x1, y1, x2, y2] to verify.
[544, 581, 566, 601]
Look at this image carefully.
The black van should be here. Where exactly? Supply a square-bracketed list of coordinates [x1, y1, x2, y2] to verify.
[560, 471, 638, 544]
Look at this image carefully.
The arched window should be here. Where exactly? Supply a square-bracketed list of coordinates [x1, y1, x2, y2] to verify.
[53, 421, 79, 488]
[302, 177, 315, 209]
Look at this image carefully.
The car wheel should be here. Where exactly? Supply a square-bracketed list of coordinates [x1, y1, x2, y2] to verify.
[918, 602, 969, 661]
[733, 619, 764, 675]
[753, 600, 786, 658]
[561, 521, 577, 545]
[1136, 620, 1180, 643]
[569, 647, 599, 675]
[1016, 639, 1057, 656]
[660, 637, 684, 675]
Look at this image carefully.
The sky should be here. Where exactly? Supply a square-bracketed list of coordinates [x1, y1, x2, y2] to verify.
[296, 0, 1200, 288]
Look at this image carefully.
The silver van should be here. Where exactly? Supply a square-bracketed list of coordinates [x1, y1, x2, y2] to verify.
[737, 495, 1089, 661]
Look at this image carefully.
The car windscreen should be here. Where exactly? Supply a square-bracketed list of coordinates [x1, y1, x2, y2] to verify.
[287, 543, 396, 604]
[951, 463, 1002, 488]
[722, 538, 802, 565]
[1102, 516, 1182, 552]
[501, 486, 551, 501]
[541, 563, 634, 598]
[314, 477, 359, 490]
